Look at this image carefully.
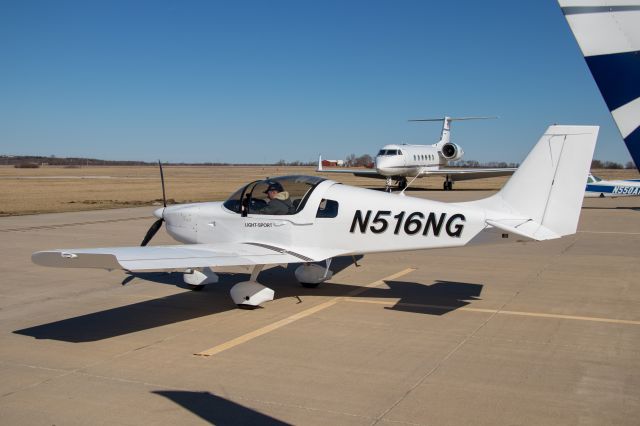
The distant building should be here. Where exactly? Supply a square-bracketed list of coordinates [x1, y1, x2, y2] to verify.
[322, 159, 344, 167]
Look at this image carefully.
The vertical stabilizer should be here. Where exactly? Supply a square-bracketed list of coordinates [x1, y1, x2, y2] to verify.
[558, 1, 640, 170]
[469, 126, 598, 238]
[407, 116, 496, 146]
[439, 116, 452, 145]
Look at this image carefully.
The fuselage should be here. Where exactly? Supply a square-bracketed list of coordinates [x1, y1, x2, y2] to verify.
[375, 144, 445, 177]
[159, 176, 512, 259]
[584, 174, 640, 197]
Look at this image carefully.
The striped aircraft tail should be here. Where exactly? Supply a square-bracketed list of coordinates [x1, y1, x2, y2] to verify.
[558, 1, 640, 171]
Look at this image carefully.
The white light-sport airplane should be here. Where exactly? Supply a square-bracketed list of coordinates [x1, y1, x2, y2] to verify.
[585, 173, 640, 197]
[32, 125, 598, 308]
[558, 1, 640, 172]
[317, 116, 516, 191]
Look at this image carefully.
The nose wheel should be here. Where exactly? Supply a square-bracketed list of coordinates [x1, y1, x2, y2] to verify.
[385, 177, 393, 192]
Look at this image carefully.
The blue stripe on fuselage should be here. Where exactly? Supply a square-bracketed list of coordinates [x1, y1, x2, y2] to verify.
[586, 184, 614, 193]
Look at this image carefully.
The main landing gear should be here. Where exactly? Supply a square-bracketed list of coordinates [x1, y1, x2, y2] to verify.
[188, 260, 335, 308]
[443, 177, 454, 191]
[295, 258, 333, 288]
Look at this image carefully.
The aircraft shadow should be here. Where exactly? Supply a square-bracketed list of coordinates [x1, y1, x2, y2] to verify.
[582, 206, 640, 211]
[14, 257, 482, 342]
[153, 390, 290, 425]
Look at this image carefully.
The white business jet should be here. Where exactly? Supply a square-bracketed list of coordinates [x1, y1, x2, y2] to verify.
[318, 116, 516, 191]
[33, 125, 598, 309]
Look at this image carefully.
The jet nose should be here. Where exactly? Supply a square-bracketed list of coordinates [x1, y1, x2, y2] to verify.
[375, 156, 393, 174]
[153, 207, 164, 219]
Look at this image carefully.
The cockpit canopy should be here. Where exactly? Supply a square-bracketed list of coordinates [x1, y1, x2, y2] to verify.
[223, 175, 326, 215]
[587, 174, 602, 184]
[377, 149, 403, 156]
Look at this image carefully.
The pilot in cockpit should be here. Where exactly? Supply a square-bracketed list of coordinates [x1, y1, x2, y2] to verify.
[256, 181, 294, 215]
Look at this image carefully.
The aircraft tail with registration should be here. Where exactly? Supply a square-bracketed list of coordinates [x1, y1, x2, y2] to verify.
[558, 1, 640, 171]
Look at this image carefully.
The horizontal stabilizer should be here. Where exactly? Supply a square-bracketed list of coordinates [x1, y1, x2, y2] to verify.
[485, 219, 560, 241]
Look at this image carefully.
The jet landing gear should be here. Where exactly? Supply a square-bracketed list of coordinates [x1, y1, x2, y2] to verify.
[443, 177, 454, 191]
[385, 177, 407, 192]
[397, 178, 407, 190]
[385, 177, 393, 192]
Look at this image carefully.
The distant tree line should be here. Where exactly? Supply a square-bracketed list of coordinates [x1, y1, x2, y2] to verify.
[591, 159, 636, 169]
[274, 159, 316, 166]
[3, 154, 636, 169]
[449, 160, 519, 168]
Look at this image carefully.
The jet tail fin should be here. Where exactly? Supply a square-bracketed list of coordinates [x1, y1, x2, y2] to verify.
[467, 125, 598, 239]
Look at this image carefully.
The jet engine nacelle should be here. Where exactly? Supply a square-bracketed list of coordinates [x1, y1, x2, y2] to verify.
[440, 143, 464, 161]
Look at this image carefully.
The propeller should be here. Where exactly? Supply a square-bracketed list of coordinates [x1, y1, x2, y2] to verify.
[141, 161, 167, 246]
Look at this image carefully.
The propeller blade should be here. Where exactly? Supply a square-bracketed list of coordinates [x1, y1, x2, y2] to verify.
[141, 218, 164, 246]
[158, 160, 167, 208]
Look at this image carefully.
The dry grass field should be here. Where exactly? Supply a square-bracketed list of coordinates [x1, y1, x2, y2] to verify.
[1, 165, 638, 216]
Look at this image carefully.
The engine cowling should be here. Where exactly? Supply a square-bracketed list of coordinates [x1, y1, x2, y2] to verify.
[440, 143, 464, 161]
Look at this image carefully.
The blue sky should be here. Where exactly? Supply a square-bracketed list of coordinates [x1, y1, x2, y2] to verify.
[0, 0, 632, 164]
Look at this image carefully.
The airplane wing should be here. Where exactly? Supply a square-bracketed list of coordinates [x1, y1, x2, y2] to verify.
[316, 167, 385, 179]
[418, 168, 516, 181]
[32, 242, 341, 271]
[316, 156, 385, 179]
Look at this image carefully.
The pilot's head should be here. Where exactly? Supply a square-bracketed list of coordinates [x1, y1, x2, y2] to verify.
[264, 182, 284, 199]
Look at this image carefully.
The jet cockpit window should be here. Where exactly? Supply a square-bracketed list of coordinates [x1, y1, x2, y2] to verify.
[223, 175, 326, 215]
[378, 149, 400, 156]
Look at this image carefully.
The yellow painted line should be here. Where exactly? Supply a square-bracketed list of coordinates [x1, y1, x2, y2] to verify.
[578, 231, 640, 235]
[342, 299, 640, 325]
[491, 309, 640, 325]
[194, 299, 339, 357]
[195, 267, 416, 357]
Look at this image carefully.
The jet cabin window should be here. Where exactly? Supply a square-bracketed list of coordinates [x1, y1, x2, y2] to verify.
[223, 175, 325, 216]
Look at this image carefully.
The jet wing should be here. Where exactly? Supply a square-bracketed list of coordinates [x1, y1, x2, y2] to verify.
[316, 157, 384, 179]
[316, 167, 385, 179]
[32, 242, 338, 271]
[419, 168, 516, 181]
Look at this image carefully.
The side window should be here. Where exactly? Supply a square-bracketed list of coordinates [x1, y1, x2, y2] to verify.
[316, 199, 339, 218]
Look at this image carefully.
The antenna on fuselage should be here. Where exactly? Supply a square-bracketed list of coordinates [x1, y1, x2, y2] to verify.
[408, 116, 498, 145]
